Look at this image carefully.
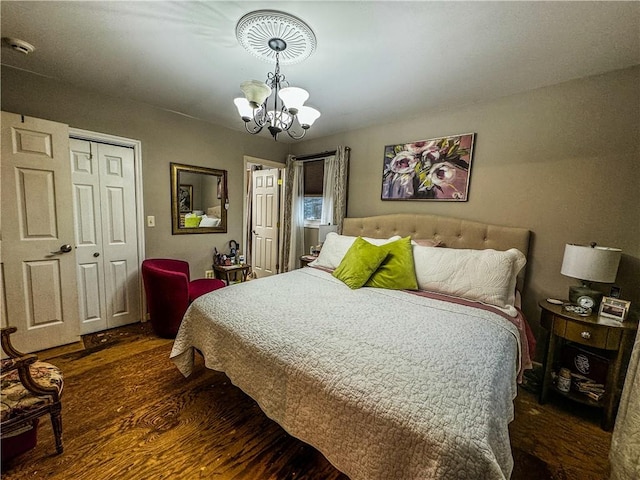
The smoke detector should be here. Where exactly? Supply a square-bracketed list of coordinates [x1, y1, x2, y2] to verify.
[2, 37, 36, 55]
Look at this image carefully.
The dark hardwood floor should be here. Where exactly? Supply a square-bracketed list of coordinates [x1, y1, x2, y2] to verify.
[2, 323, 611, 479]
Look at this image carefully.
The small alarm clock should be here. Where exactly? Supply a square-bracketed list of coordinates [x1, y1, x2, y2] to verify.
[577, 295, 596, 310]
[568, 285, 604, 310]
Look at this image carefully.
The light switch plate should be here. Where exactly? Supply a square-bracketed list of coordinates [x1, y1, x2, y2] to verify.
[147, 215, 155, 227]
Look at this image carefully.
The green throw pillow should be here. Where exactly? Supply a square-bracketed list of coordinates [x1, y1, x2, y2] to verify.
[332, 237, 388, 289]
[365, 236, 418, 290]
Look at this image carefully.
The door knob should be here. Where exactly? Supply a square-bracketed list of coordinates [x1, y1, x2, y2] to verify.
[93, 252, 100, 257]
[50, 244, 73, 255]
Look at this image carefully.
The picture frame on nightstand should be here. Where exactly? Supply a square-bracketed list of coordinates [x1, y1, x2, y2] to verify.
[599, 297, 630, 322]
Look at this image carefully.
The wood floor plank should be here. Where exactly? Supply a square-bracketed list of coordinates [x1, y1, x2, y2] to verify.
[2, 323, 612, 480]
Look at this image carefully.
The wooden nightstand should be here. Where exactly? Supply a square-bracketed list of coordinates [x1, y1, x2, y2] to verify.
[299, 254, 318, 268]
[538, 299, 638, 430]
[213, 264, 250, 285]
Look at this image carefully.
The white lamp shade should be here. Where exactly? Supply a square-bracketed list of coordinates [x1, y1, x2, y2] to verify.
[233, 97, 254, 118]
[296, 106, 321, 127]
[318, 224, 338, 243]
[278, 87, 309, 112]
[561, 243, 622, 283]
[240, 80, 271, 108]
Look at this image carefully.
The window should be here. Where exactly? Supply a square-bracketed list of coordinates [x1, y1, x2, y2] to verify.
[304, 197, 323, 221]
[303, 160, 324, 226]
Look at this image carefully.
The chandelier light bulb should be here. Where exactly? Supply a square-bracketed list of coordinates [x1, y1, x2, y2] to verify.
[240, 80, 271, 108]
[233, 98, 254, 120]
[278, 87, 309, 115]
[296, 106, 321, 128]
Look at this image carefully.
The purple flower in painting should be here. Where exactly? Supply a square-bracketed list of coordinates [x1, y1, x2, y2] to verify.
[418, 161, 467, 199]
[389, 151, 418, 174]
[382, 151, 419, 198]
[405, 141, 433, 155]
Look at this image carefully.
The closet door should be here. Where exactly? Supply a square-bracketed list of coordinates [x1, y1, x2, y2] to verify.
[98, 143, 140, 329]
[70, 139, 107, 333]
[71, 139, 140, 334]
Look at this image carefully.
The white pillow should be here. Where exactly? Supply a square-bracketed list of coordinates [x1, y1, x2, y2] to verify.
[412, 246, 526, 316]
[309, 233, 401, 270]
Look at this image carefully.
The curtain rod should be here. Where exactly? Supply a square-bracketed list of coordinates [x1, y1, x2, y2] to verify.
[295, 146, 350, 162]
[295, 150, 336, 162]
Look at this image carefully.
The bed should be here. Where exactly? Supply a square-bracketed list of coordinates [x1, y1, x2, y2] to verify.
[170, 213, 533, 480]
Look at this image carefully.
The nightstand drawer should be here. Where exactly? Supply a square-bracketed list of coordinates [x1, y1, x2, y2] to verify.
[563, 321, 621, 350]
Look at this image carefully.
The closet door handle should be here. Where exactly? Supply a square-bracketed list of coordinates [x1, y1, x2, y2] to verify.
[93, 252, 100, 258]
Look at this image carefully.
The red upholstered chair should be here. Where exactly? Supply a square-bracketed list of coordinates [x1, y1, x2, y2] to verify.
[141, 259, 225, 338]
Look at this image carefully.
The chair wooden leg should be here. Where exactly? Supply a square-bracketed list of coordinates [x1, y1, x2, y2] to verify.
[50, 403, 64, 454]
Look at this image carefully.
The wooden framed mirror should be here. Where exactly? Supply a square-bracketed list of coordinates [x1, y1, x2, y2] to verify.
[170, 162, 227, 234]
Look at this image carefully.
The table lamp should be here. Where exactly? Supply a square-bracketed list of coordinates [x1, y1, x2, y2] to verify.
[560, 243, 622, 308]
[312, 224, 338, 256]
[318, 224, 338, 244]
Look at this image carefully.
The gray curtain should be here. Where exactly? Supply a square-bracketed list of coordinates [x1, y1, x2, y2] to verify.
[332, 146, 350, 233]
[281, 154, 297, 272]
[287, 161, 306, 271]
[610, 327, 640, 479]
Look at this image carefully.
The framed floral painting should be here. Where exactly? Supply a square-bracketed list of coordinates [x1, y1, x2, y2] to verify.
[381, 133, 475, 201]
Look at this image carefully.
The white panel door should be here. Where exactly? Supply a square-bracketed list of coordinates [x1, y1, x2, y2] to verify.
[1, 112, 80, 352]
[252, 168, 280, 278]
[70, 139, 140, 334]
[70, 138, 107, 333]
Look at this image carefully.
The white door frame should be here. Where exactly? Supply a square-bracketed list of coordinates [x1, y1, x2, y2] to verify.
[242, 156, 285, 274]
[69, 128, 146, 321]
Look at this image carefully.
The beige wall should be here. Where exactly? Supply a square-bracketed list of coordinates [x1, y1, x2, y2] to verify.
[3, 65, 638, 347]
[1, 66, 288, 277]
[292, 66, 640, 341]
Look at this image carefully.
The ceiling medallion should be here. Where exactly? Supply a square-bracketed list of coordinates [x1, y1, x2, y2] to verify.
[235, 10, 317, 65]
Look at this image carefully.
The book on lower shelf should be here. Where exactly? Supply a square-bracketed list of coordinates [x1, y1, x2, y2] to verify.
[571, 373, 605, 401]
[558, 343, 609, 402]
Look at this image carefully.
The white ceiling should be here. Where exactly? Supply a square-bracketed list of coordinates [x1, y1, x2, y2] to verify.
[2, 1, 639, 142]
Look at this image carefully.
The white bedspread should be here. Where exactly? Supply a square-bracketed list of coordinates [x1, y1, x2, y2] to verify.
[171, 267, 520, 480]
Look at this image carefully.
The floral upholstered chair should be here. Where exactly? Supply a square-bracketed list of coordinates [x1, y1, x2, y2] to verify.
[1, 326, 64, 456]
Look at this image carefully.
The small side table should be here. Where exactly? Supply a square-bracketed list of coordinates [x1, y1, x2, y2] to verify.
[213, 264, 250, 285]
[538, 299, 638, 430]
[299, 254, 318, 268]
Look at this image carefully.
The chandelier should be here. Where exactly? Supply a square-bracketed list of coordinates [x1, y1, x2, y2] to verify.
[234, 11, 320, 141]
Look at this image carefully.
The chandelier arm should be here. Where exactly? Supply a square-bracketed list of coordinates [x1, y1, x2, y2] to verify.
[244, 122, 264, 135]
[279, 107, 294, 131]
[286, 126, 307, 140]
[253, 105, 268, 127]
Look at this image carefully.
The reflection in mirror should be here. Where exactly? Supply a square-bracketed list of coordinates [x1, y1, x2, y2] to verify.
[171, 162, 227, 234]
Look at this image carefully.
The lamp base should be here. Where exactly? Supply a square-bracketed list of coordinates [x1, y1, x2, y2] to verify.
[569, 285, 604, 308]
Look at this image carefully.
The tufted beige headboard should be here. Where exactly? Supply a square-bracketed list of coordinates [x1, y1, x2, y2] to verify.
[342, 213, 531, 291]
